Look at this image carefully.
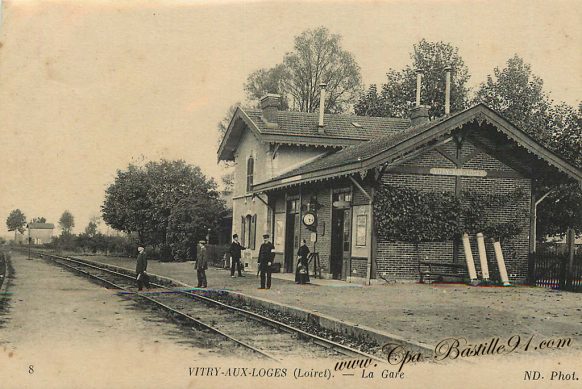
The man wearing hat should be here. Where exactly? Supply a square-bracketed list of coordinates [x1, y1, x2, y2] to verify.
[195, 240, 208, 288]
[229, 234, 245, 278]
[135, 246, 150, 291]
[257, 234, 275, 289]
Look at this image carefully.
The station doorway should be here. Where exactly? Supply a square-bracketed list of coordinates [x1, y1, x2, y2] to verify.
[331, 192, 352, 280]
[284, 198, 300, 273]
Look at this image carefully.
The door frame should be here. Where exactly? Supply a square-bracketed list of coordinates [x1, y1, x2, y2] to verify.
[331, 189, 352, 280]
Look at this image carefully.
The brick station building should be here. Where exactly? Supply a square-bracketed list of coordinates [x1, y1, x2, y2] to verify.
[218, 94, 582, 283]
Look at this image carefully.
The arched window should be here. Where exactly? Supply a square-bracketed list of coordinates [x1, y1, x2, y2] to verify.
[246, 156, 254, 192]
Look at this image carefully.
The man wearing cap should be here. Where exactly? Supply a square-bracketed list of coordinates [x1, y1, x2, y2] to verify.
[229, 234, 245, 278]
[135, 246, 150, 291]
[195, 240, 208, 288]
[257, 234, 275, 289]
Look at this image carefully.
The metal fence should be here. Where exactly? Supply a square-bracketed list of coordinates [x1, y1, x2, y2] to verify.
[534, 244, 582, 292]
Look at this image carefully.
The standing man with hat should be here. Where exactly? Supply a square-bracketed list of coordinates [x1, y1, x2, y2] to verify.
[135, 246, 150, 291]
[257, 234, 275, 289]
[195, 240, 208, 288]
[229, 234, 245, 278]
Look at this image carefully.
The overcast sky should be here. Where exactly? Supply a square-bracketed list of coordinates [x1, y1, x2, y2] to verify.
[0, 0, 580, 235]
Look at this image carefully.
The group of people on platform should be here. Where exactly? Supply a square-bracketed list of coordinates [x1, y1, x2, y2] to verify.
[134, 234, 311, 291]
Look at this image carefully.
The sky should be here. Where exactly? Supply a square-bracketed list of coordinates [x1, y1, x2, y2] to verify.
[0, 0, 580, 236]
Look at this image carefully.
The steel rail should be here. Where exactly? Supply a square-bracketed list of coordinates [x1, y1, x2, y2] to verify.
[41, 253, 280, 361]
[37, 251, 384, 363]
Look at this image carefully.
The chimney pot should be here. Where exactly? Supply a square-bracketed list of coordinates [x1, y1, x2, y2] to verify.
[260, 94, 281, 124]
[409, 105, 430, 127]
[444, 66, 452, 115]
[415, 69, 423, 107]
[318, 83, 327, 134]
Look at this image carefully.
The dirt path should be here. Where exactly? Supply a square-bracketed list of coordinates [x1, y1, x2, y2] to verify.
[0, 253, 229, 388]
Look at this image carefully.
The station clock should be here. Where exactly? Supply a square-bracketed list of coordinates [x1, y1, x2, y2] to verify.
[302, 212, 316, 227]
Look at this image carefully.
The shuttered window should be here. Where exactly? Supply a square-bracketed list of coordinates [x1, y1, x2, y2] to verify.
[246, 157, 254, 192]
[241, 216, 246, 246]
[250, 214, 257, 250]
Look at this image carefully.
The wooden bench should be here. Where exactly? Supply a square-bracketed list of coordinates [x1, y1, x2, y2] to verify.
[418, 260, 468, 283]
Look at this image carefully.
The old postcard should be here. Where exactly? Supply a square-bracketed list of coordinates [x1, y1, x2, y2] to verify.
[0, 0, 581, 388]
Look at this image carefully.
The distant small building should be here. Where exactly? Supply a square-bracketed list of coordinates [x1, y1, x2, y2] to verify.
[16, 223, 55, 245]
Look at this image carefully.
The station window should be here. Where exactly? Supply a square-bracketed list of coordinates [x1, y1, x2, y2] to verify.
[246, 157, 254, 192]
[287, 199, 299, 214]
[241, 216, 246, 246]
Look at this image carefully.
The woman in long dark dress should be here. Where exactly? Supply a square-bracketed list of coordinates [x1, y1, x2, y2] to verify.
[295, 239, 310, 284]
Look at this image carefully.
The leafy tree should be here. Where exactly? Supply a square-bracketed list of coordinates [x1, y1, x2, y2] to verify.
[166, 197, 224, 260]
[355, 39, 470, 119]
[85, 221, 98, 237]
[474, 54, 552, 141]
[102, 160, 226, 259]
[221, 171, 234, 192]
[101, 164, 152, 243]
[536, 104, 582, 237]
[244, 26, 363, 114]
[475, 55, 582, 237]
[244, 65, 289, 109]
[547, 103, 582, 168]
[32, 217, 47, 223]
[6, 209, 26, 241]
[59, 210, 75, 235]
[216, 103, 240, 146]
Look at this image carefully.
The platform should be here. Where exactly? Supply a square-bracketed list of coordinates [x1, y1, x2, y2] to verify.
[75, 254, 582, 352]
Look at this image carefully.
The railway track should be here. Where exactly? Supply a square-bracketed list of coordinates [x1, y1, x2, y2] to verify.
[36, 252, 384, 363]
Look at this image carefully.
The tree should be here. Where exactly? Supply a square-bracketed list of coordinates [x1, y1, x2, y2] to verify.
[102, 160, 226, 259]
[32, 217, 47, 223]
[101, 164, 152, 243]
[547, 103, 582, 168]
[221, 171, 234, 192]
[59, 210, 75, 235]
[85, 221, 98, 237]
[355, 39, 470, 119]
[244, 65, 289, 109]
[474, 54, 552, 141]
[475, 55, 582, 237]
[166, 197, 225, 260]
[6, 209, 26, 241]
[244, 26, 363, 114]
[216, 103, 240, 146]
[536, 104, 582, 237]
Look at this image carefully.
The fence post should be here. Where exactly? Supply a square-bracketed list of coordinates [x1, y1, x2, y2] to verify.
[528, 252, 536, 285]
[566, 228, 576, 290]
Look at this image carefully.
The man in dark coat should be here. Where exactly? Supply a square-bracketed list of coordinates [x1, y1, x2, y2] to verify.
[135, 246, 150, 291]
[195, 240, 208, 288]
[229, 234, 245, 278]
[257, 234, 275, 289]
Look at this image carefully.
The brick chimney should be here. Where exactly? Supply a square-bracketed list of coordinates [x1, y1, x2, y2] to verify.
[410, 68, 429, 126]
[318, 83, 327, 134]
[410, 106, 430, 126]
[444, 66, 452, 115]
[260, 94, 281, 125]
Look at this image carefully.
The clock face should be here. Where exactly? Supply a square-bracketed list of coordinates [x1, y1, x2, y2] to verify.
[303, 213, 316, 226]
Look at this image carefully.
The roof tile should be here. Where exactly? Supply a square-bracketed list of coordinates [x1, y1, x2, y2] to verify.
[243, 108, 410, 141]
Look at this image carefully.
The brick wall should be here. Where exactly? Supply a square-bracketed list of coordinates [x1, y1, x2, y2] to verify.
[376, 139, 531, 283]
[300, 185, 333, 274]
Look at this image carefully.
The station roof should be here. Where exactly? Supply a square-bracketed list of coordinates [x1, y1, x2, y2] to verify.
[217, 107, 410, 161]
[252, 104, 582, 192]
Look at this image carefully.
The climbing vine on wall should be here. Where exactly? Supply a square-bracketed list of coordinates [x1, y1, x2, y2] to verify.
[374, 185, 528, 243]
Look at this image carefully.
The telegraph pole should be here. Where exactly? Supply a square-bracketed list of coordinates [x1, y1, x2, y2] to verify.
[27, 222, 31, 260]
